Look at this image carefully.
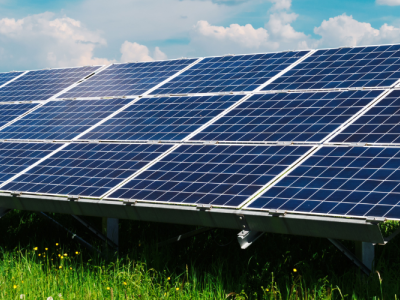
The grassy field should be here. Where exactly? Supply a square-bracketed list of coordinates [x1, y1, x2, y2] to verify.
[0, 210, 399, 299]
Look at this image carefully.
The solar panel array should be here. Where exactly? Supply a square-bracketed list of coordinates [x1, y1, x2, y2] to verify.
[2, 45, 400, 221]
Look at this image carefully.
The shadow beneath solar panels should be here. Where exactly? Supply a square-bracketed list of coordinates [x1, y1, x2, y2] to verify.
[0, 210, 400, 298]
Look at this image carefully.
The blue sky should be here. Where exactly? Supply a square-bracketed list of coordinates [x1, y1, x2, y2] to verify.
[1, 0, 400, 72]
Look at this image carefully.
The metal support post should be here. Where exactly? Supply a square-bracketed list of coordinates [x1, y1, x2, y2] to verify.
[237, 230, 263, 249]
[102, 217, 119, 254]
[328, 238, 371, 275]
[71, 215, 118, 250]
[355, 241, 375, 271]
[0, 208, 11, 219]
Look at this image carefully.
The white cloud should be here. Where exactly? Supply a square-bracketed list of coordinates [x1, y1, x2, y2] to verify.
[376, 0, 400, 6]
[190, 0, 313, 55]
[0, 12, 112, 70]
[120, 41, 167, 62]
[314, 14, 400, 47]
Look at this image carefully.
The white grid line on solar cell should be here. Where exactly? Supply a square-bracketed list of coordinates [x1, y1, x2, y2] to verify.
[321, 89, 392, 144]
[50, 65, 108, 100]
[142, 58, 204, 97]
[180, 94, 252, 142]
[253, 50, 316, 92]
[236, 145, 318, 208]
[243, 145, 321, 209]
[0, 66, 101, 102]
[101, 144, 181, 199]
[0, 98, 135, 141]
[324, 89, 394, 145]
[1, 143, 174, 199]
[188, 90, 383, 144]
[70, 59, 203, 141]
[0, 142, 69, 190]
[105, 144, 312, 208]
[68, 98, 140, 141]
[0, 71, 27, 91]
[59, 58, 201, 99]
[243, 145, 400, 220]
[0, 102, 44, 133]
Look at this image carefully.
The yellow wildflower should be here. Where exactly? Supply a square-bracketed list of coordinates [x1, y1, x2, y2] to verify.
[38, 254, 41, 256]
[13, 285, 17, 289]
[107, 287, 110, 290]
[63, 253, 67, 257]
[33, 247, 38, 251]
[176, 288, 179, 291]
[59, 266, 62, 269]
[56, 243, 59, 246]
[293, 268, 297, 272]
[45, 248, 48, 251]
[167, 277, 170, 280]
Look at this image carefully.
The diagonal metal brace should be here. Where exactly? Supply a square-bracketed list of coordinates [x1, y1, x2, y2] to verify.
[39, 212, 101, 254]
[71, 215, 118, 250]
[237, 230, 264, 249]
[328, 238, 371, 275]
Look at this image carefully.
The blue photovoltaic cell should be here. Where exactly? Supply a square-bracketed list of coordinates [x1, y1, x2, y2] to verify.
[0, 72, 23, 87]
[80, 95, 243, 141]
[263, 44, 400, 91]
[2, 143, 172, 198]
[59, 59, 197, 98]
[0, 98, 132, 140]
[191, 90, 382, 143]
[247, 146, 400, 220]
[0, 103, 38, 128]
[332, 90, 400, 144]
[150, 51, 309, 95]
[0, 66, 100, 102]
[0, 142, 60, 185]
[109, 145, 311, 208]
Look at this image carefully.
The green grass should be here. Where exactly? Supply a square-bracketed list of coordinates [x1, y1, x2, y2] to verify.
[0, 210, 400, 299]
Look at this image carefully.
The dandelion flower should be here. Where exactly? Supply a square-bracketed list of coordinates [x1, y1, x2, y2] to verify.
[176, 288, 179, 291]
[21, 281, 23, 283]
[58, 254, 61, 257]
[70, 267, 72, 270]
[38, 254, 41, 256]
[75, 251, 79, 255]
[60, 257, 63, 260]
[59, 266, 62, 269]
[47, 297, 53, 300]
[63, 253, 67, 257]
[293, 268, 297, 272]
[45, 248, 48, 251]
[123, 282, 127, 286]
[167, 277, 170, 280]
[13, 285, 17, 289]
[33, 247, 38, 251]
[107, 287, 110, 290]
[266, 289, 269, 292]
[56, 243, 59, 246]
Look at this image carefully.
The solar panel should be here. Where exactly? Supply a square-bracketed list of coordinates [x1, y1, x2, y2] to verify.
[0, 72, 23, 87]
[330, 90, 400, 144]
[58, 59, 197, 99]
[0, 98, 132, 141]
[2, 143, 173, 198]
[263, 45, 400, 91]
[150, 51, 309, 95]
[246, 146, 400, 219]
[108, 145, 312, 208]
[0, 142, 60, 185]
[0, 103, 39, 128]
[191, 90, 382, 143]
[79, 95, 244, 141]
[0, 66, 101, 102]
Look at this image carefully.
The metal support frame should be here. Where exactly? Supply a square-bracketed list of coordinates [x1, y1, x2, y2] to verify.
[106, 218, 119, 247]
[71, 215, 118, 250]
[328, 238, 371, 275]
[355, 241, 375, 271]
[157, 227, 211, 247]
[237, 230, 264, 249]
[38, 212, 101, 254]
